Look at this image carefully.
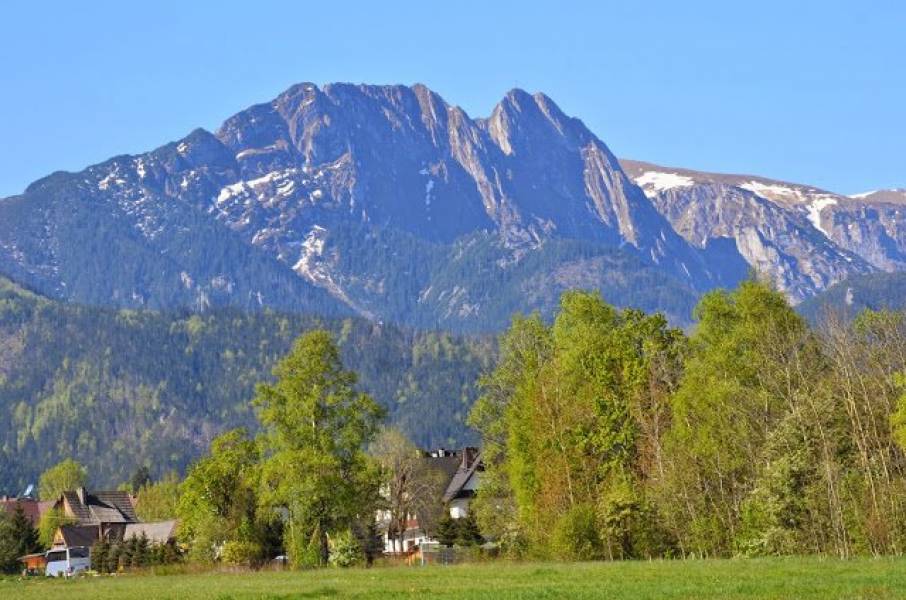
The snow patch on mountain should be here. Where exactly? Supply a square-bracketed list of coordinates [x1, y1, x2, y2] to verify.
[634, 171, 694, 193]
[739, 181, 804, 201]
[806, 196, 838, 237]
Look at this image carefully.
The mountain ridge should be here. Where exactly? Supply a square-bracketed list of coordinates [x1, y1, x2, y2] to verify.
[1, 82, 902, 329]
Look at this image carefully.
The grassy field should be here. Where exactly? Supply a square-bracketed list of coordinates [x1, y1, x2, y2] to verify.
[2, 557, 906, 599]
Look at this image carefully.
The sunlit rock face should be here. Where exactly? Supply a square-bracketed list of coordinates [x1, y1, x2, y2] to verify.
[2, 83, 900, 329]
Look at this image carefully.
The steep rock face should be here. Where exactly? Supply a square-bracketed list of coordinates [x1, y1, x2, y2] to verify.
[210, 84, 717, 288]
[6, 82, 900, 328]
[621, 160, 882, 302]
[824, 193, 906, 271]
[0, 83, 721, 330]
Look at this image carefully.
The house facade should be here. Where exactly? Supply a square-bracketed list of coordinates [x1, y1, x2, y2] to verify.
[379, 447, 483, 554]
[48, 487, 176, 552]
[442, 447, 482, 519]
[50, 487, 139, 549]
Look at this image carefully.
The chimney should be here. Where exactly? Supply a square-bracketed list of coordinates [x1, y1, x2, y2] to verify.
[76, 487, 86, 504]
[461, 447, 480, 469]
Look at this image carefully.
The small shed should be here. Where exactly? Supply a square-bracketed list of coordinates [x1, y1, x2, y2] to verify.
[18, 552, 47, 574]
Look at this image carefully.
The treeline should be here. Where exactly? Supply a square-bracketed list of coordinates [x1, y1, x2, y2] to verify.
[0, 276, 493, 491]
[470, 281, 906, 558]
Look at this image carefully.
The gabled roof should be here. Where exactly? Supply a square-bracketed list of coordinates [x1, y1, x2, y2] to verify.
[123, 520, 178, 544]
[56, 525, 99, 548]
[0, 498, 53, 526]
[443, 450, 483, 503]
[61, 489, 137, 525]
[426, 454, 462, 482]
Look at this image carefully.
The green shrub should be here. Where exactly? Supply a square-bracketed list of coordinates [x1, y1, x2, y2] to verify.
[329, 530, 363, 568]
[221, 540, 262, 566]
[551, 504, 603, 561]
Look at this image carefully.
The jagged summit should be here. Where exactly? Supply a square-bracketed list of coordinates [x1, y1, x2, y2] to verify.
[0, 82, 902, 329]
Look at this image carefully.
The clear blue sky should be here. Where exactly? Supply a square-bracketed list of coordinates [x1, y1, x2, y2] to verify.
[1, 0, 904, 197]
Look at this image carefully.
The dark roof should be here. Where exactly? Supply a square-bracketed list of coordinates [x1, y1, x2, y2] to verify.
[443, 450, 483, 503]
[0, 498, 53, 526]
[57, 525, 99, 548]
[61, 489, 137, 525]
[426, 454, 462, 482]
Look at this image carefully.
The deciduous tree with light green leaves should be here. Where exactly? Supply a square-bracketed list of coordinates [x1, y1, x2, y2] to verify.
[36, 507, 76, 549]
[660, 279, 826, 557]
[38, 458, 87, 501]
[176, 428, 274, 563]
[255, 330, 385, 567]
[135, 472, 181, 521]
[470, 291, 683, 558]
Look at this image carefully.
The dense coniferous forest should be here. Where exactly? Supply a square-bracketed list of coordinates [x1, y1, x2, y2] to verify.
[0, 276, 493, 492]
[799, 271, 906, 323]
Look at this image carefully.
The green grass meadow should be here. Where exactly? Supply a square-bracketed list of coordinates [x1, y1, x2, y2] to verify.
[2, 557, 906, 599]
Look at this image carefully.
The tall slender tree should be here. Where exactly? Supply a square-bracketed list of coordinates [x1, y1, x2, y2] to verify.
[255, 330, 385, 567]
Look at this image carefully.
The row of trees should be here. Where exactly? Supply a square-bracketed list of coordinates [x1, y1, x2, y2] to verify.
[470, 281, 906, 559]
[90, 533, 180, 573]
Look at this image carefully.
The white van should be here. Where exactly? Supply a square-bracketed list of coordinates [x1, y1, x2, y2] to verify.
[45, 546, 90, 577]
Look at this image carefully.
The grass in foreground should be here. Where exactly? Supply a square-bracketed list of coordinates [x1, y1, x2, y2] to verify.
[2, 557, 906, 599]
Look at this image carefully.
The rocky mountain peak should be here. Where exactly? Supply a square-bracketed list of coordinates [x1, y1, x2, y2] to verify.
[5, 81, 901, 330]
[482, 88, 588, 157]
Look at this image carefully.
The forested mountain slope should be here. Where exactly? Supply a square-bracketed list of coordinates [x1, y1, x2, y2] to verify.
[798, 271, 906, 322]
[0, 277, 493, 491]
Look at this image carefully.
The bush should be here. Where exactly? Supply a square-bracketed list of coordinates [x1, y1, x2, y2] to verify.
[598, 480, 676, 559]
[221, 540, 263, 566]
[149, 542, 182, 566]
[455, 513, 483, 547]
[329, 530, 363, 568]
[551, 504, 603, 561]
[91, 538, 110, 573]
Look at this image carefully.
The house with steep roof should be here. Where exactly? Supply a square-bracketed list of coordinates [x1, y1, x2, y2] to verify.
[57, 487, 138, 525]
[47, 487, 178, 554]
[378, 447, 484, 554]
[48, 487, 139, 551]
[442, 447, 482, 519]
